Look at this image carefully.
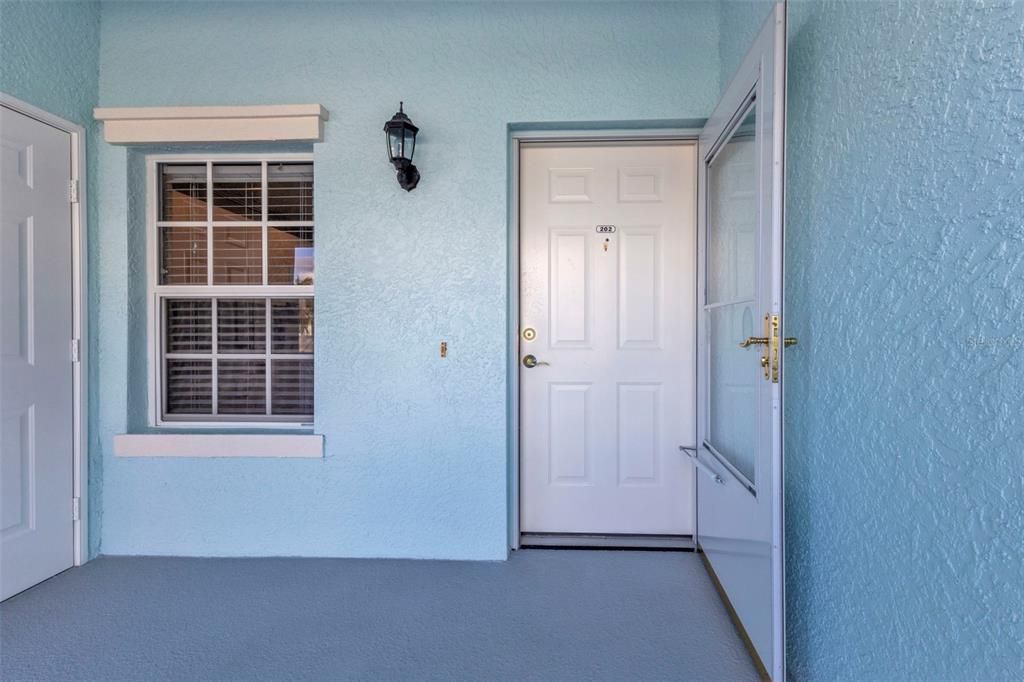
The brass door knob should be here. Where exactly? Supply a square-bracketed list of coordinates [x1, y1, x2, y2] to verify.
[522, 354, 549, 368]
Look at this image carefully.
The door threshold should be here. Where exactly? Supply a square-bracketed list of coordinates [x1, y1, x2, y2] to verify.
[520, 533, 695, 551]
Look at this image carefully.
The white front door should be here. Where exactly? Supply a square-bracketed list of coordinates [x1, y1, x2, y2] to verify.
[695, 4, 787, 678]
[519, 141, 696, 536]
[1, 105, 75, 600]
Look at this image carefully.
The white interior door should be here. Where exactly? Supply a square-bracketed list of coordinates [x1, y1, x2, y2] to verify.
[519, 141, 696, 537]
[1, 105, 75, 600]
[695, 4, 787, 678]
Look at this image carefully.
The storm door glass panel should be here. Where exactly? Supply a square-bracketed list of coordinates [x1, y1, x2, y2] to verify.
[706, 102, 759, 487]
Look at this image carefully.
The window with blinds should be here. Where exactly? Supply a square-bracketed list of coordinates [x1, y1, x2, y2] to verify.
[154, 158, 314, 424]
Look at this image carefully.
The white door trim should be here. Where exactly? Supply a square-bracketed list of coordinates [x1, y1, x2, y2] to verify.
[1, 92, 89, 567]
[507, 127, 702, 550]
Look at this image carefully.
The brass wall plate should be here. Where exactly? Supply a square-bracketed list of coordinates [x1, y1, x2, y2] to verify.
[522, 328, 536, 342]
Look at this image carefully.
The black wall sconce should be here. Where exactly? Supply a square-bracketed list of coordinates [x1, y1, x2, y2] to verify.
[384, 102, 420, 191]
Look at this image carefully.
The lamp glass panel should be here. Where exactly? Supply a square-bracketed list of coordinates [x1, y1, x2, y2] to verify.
[404, 128, 416, 161]
[388, 129, 404, 161]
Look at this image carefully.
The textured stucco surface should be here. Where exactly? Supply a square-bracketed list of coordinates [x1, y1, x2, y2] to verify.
[717, 0, 775, 94]
[0, 0, 100, 126]
[784, 1, 1024, 678]
[0, 0, 104, 556]
[93, 1, 721, 559]
[0, 551, 758, 680]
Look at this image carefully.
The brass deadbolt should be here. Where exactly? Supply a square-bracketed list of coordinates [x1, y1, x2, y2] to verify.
[522, 328, 536, 342]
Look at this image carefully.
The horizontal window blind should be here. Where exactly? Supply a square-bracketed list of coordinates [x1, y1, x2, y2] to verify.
[160, 225, 208, 285]
[217, 299, 266, 353]
[162, 297, 313, 421]
[269, 226, 314, 285]
[212, 164, 261, 221]
[271, 298, 314, 354]
[217, 359, 267, 415]
[165, 299, 212, 353]
[267, 163, 314, 221]
[212, 226, 263, 285]
[161, 164, 207, 221]
[165, 360, 212, 415]
[271, 360, 314, 416]
[155, 158, 314, 425]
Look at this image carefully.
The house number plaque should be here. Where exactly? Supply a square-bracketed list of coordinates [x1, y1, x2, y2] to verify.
[596, 225, 616, 234]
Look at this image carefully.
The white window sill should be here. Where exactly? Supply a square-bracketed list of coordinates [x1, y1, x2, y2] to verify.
[114, 433, 323, 459]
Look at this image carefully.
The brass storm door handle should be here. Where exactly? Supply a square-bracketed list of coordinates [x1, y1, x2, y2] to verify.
[522, 354, 550, 368]
[741, 317, 799, 382]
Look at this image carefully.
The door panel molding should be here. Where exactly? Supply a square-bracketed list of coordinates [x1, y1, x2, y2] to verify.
[616, 225, 663, 349]
[0, 92, 89, 573]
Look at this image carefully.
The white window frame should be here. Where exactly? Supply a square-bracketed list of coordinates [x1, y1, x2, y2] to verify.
[146, 152, 315, 429]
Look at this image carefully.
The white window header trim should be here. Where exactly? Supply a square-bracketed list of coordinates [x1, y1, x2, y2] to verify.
[94, 104, 328, 144]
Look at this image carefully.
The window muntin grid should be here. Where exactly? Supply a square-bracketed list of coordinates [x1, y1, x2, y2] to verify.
[158, 160, 314, 287]
[154, 158, 314, 425]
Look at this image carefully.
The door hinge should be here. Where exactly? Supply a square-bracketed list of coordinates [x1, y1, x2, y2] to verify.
[70, 338, 81, 363]
[68, 179, 80, 204]
[72, 497, 81, 522]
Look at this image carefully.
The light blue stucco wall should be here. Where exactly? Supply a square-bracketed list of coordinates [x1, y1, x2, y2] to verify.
[0, 0, 104, 555]
[0, 0, 100, 125]
[717, 0, 774, 93]
[785, 0, 1024, 678]
[93, 1, 721, 560]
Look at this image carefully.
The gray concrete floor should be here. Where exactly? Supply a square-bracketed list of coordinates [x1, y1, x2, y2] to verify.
[0, 550, 757, 681]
